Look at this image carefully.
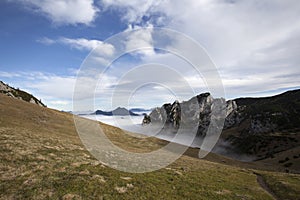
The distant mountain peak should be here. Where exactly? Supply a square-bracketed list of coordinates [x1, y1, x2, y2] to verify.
[0, 80, 46, 107]
[92, 107, 139, 116]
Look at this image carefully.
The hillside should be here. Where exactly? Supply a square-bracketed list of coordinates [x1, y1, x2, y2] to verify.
[0, 93, 300, 199]
[0, 81, 45, 107]
[232, 89, 300, 132]
[222, 89, 300, 166]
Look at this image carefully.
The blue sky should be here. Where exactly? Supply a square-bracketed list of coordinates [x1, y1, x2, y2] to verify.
[0, 0, 300, 111]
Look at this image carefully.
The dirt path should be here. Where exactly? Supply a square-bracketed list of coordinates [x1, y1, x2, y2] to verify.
[253, 172, 279, 200]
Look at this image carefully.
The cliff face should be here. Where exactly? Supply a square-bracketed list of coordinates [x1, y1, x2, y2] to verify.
[143, 90, 300, 160]
[143, 92, 237, 136]
[0, 81, 46, 107]
[144, 90, 300, 134]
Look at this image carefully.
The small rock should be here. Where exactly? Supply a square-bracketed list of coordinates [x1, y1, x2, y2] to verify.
[79, 170, 90, 175]
[90, 161, 100, 166]
[62, 193, 81, 200]
[23, 178, 37, 185]
[216, 189, 231, 195]
[115, 186, 127, 194]
[92, 175, 106, 183]
[82, 153, 90, 158]
[71, 161, 89, 167]
[49, 153, 56, 157]
[36, 155, 47, 161]
[36, 165, 46, 172]
[174, 171, 183, 176]
[120, 176, 132, 181]
[57, 167, 66, 173]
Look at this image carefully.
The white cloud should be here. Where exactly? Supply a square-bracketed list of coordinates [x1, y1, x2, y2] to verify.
[59, 37, 115, 56]
[25, 75, 76, 100]
[37, 37, 115, 56]
[124, 25, 155, 56]
[36, 37, 55, 45]
[0, 71, 120, 111]
[19, 0, 98, 25]
[102, 0, 300, 98]
[0, 71, 22, 78]
[101, 0, 163, 24]
[3, 0, 300, 110]
[0, 71, 75, 110]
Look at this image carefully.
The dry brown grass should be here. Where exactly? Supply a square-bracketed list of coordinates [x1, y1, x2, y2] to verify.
[0, 94, 299, 199]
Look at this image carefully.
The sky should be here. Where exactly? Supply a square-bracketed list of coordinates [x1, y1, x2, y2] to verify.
[0, 0, 299, 111]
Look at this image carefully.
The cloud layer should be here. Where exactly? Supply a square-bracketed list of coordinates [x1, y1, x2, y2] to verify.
[2, 0, 300, 111]
[103, 0, 300, 97]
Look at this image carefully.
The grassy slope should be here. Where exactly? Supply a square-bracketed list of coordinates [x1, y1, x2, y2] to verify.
[0, 94, 299, 199]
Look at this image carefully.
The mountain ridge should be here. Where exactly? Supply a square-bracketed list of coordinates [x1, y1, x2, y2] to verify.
[0, 80, 46, 107]
[92, 107, 139, 116]
[143, 89, 300, 169]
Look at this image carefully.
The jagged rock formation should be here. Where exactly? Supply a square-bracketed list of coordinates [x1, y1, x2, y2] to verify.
[143, 90, 300, 160]
[143, 92, 236, 136]
[0, 81, 46, 107]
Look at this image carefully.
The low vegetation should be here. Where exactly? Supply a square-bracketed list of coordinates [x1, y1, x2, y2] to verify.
[0, 94, 299, 199]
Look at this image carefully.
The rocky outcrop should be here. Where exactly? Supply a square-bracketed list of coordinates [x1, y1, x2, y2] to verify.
[143, 90, 300, 160]
[145, 89, 300, 135]
[0, 81, 46, 107]
[143, 92, 236, 136]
